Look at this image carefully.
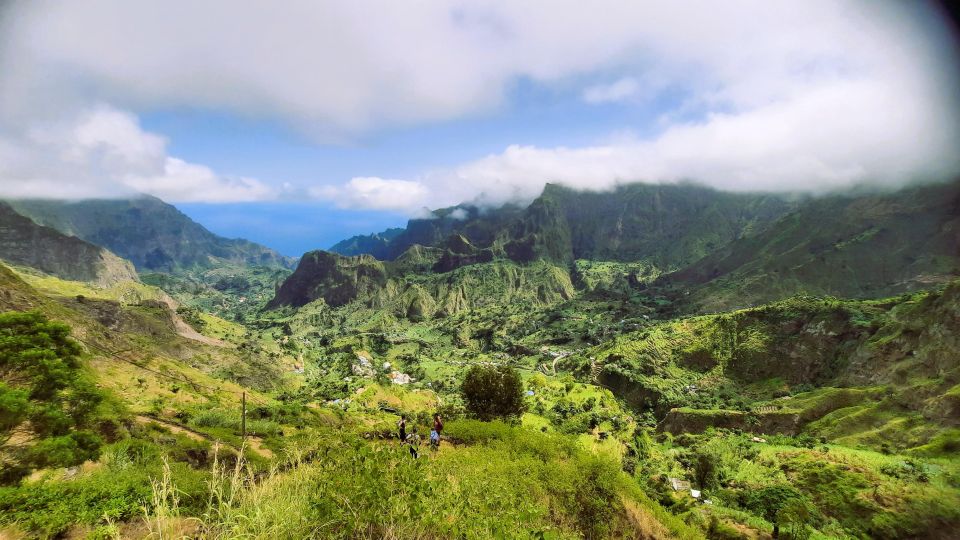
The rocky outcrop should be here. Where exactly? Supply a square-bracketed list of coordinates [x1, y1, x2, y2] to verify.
[432, 234, 496, 272]
[267, 251, 387, 308]
[0, 203, 139, 286]
[268, 249, 575, 319]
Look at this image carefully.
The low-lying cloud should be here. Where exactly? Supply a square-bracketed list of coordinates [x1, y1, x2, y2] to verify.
[323, 73, 960, 211]
[0, 1, 957, 207]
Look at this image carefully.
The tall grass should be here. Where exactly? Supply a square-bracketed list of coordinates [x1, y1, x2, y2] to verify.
[143, 457, 199, 539]
[139, 425, 700, 539]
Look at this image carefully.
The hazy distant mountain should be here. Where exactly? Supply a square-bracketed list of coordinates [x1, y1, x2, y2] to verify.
[659, 179, 960, 311]
[0, 202, 138, 286]
[329, 227, 405, 259]
[8, 196, 293, 272]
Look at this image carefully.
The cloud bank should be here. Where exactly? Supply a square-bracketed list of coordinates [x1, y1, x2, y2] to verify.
[0, 105, 273, 202]
[0, 1, 957, 207]
[370, 75, 959, 210]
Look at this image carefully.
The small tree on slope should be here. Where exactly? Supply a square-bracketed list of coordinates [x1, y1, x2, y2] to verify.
[460, 364, 525, 421]
[0, 311, 104, 484]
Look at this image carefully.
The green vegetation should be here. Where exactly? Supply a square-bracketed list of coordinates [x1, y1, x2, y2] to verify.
[0, 311, 107, 485]
[197, 423, 699, 540]
[2, 180, 960, 537]
[461, 364, 525, 421]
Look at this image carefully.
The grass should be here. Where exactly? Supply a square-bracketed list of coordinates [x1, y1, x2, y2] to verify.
[11, 266, 168, 305]
[195, 423, 702, 540]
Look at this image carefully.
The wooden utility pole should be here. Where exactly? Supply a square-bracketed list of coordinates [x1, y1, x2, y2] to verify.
[241, 391, 247, 441]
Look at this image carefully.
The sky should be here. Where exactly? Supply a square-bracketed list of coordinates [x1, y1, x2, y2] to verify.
[0, 1, 958, 256]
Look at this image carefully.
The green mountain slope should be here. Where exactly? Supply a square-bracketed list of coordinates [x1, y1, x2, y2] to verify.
[268, 249, 574, 315]
[581, 280, 960, 452]
[504, 182, 793, 267]
[659, 179, 960, 312]
[330, 183, 793, 272]
[0, 202, 138, 286]
[7, 196, 293, 272]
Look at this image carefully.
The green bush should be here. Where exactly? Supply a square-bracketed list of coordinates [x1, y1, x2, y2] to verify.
[0, 442, 207, 538]
[460, 364, 525, 421]
[191, 409, 238, 429]
[0, 311, 107, 484]
[879, 459, 929, 482]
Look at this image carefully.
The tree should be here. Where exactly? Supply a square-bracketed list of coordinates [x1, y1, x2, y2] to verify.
[743, 484, 814, 539]
[692, 447, 722, 490]
[0, 311, 104, 484]
[460, 364, 525, 421]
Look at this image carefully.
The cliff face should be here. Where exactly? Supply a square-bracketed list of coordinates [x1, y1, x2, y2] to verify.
[519, 183, 792, 267]
[268, 247, 574, 318]
[8, 196, 292, 271]
[0, 203, 139, 287]
[277, 180, 960, 324]
[327, 182, 793, 276]
[267, 251, 388, 309]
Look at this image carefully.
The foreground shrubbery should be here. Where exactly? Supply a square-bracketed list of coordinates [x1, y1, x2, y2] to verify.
[635, 428, 960, 539]
[0, 438, 209, 538]
[0, 311, 110, 485]
[196, 423, 698, 539]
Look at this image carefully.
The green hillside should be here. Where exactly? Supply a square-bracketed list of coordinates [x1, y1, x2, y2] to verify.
[3, 180, 960, 539]
[0, 202, 138, 286]
[0, 262, 700, 539]
[7, 196, 293, 272]
[659, 179, 960, 312]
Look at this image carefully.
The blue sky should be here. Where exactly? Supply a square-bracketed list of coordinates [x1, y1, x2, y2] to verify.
[1, 1, 958, 258]
[146, 79, 690, 255]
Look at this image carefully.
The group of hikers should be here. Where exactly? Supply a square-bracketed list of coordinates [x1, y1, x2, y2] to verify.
[396, 412, 442, 458]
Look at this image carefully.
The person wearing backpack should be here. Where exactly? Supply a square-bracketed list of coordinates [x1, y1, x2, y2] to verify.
[407, 431, 420, 458]
[398, 414, 407, 442]
[430, 413, 443, 449]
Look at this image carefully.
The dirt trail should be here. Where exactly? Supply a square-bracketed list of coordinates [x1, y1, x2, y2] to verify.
[134, 415, 274, 458]
[155, 293, 226, 347]
[170, 311, 226, 347]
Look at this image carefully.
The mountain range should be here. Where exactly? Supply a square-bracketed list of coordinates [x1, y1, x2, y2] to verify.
[297, 179, 960, 314]
[3, 179, 960, 539]
[7, 196, 292, 272]
[0, 201, 138, 286]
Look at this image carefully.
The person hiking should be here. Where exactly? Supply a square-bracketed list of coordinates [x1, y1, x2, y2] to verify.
[430, 413, 443, 449]
[406, 431, 420, 458]
[398, 414, 407, 442]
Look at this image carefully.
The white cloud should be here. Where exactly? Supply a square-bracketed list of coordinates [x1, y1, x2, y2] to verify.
[448, 208, 469, 220]
[3, 1, 956, 137]
[311, 177, 429, 212]
[0, 105, 275, 202]
[582, 78, 641, 104]
[0, 1, 957, 207]
[314, 73, 960, 210]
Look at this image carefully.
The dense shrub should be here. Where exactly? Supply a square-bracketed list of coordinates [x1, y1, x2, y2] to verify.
[0, 311, 106, 484]
[460, 364, 525, 421]
[0, 440, 207, 538]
